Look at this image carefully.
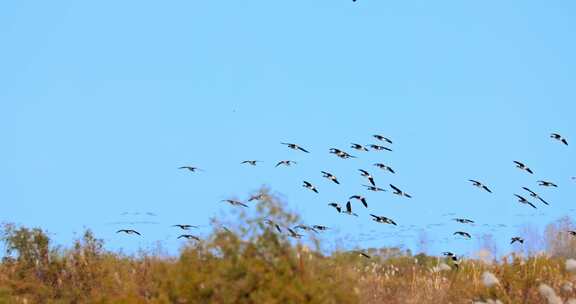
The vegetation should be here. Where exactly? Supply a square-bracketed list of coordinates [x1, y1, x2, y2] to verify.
[1, 191, 576, 303]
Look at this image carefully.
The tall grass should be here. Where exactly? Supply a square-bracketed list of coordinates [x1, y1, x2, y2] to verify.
[0, 191, 575, 303]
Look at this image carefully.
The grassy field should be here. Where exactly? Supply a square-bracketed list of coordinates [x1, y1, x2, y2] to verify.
[1, 193, 575, 304]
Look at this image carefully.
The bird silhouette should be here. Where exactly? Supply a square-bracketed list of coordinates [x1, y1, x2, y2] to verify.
[349, 195, 368, 208]
[551, 133, 569, 146]
[538, 180, 558, 187]
[329, 148, 356, 159]
[373, 135, 393, 144]
[178, 234, 200, 241]
[453, 231, 471, 239]
[328, 203, 342, 213]
[369, 144, 392, 152]
[351, 143, 369, 151]
[241, 160, 261, 166]
[510, 237, 524, 244]
[276, 160, 297, 167]
[179, 166, 202, 172]
[321, 171, 340, 184]
[358, 169, 376, 186]
[116, 229, 141, 236]
[303, 181, 319, 193]
[453, 218, 474, 224]
[390, 184, 412, 198]
[374, 163, 395, 174]
[281, 142, 309, 153]
[221, 199, 248, 208]
[514, 161, 534, 174]
[370, 214, 397, 225]
[172, 224, 199, 230]
[522, 187, 549, 205]
[264, 219, 282, 233]
[343, 201, 358, 216]
[514, 194, 537, 209]
[469, 180, 492, 193]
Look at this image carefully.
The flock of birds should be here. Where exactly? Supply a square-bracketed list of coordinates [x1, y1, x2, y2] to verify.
[116, 132, 574, 261]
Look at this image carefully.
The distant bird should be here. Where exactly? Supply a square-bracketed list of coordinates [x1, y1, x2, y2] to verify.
[373, 135, 393, 144]
[469, 180, 492, 193]
[538, 180, 558, 188]
[568, 231, 576, 237]
[303, 181, 319, 193]
[241, 160, 261, 166]
[390, 184, 412, 198]
[321, 171, 340, 184]
[312, 225, 329, 231]
[351, 143, 369, 152]
[178, 234, 200, 241]
[514, 161, 534, 174]
[281, 142, 309, 153]
[369, 144, 392, 152]
[329, 148, 356, 159]
[328, 203, 342, 213]
[264, 219, 282, 233]
[551, 133, 569, 146]
[343, 201, 358, 216]
[172, 224, 199, 230]
[442, 251, 456, 257]
[374, 163, 395, 174]
[453, 231, 471, 239]
[514, 194, 537, 209]
[221, 199, 248, 208]
[370, 214, 397, 225]
[363, 185, 386, 192]
[353, 251, 371, 259]
[179, 166, 202, 172]
[248, 193, 267, 202]
[349, 195, 368, 208]
[287, 228, 303, 239]
[510, 237, 524, 244]
[358, 169, 376, 186]
[522, 187, 549, 205]
[294, 225, 318, 233]
[116, 229, 141, 236]
[453, 218, 474, 224]
[276, 160, 297, 167]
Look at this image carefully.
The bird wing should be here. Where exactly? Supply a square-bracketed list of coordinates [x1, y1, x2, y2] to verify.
[298, 146, 310, 153]
[390, 184, 401, 193]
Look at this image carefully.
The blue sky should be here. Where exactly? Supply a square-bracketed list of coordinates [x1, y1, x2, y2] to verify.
[1, 1, 575, 257]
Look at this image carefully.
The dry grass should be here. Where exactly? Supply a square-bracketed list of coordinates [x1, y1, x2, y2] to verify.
[1, 192, 575, 303]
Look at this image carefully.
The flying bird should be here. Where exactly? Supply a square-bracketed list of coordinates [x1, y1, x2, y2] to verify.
[370, 214, 397, 225]
[538, 180, 558, 188]
[172, 224, 199, 230]
[373, 135, 393, 144]
[390, 184, 412, 198]
[353, 251, 371, 259]
[241, 160, 261, 166]
[303, 181, 319, 193]
[363, 185, 386, 192]
[328, 203, 342, 213]
[453, 231, 471, 239]
[358, 169, 376, 186]
[248, 193, 267, 202]
[179, 166, 202, 172]
[514, 194, 537, 209]
[178, 234, 200, 241]
[510, 237, 524, 244]
[374, 163, 395, 174]
[221, 199, 248, 208]
[551, 133, 569, 146]
[294, 225, 318, 233]
[469, 180, 492, 193]
[116, 229, 141, 236]
[264, 219, 282, 233]
[369, 144, 392, 152]
[453, 218, 474, 224]
[522, 187, 549, 205]
[442, 252, 456, 257]
[349, 195, 368, 208]
[329, 148, 356, 159]
[514, 161, 534, 174]
[343, 201, 358, 216]
[351, 143, 369, 152]
[276, 160, 297, 167]
[312, 225, 329, 231]
[287, 228, 303, 239]
[321, 171, 340, 184]
[281, 142, 309, 153]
